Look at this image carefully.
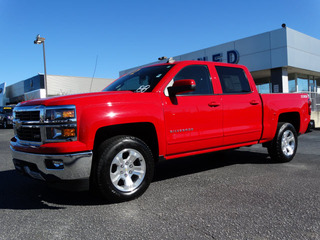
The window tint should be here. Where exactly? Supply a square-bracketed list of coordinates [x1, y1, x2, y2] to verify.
[173, 65, 213, 95]
[215, 66, 251, 94]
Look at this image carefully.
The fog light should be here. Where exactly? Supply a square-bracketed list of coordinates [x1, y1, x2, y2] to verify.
[46, 127, 77, 140]
[45, 159, 64, 170]
[62, 128, 76, 137]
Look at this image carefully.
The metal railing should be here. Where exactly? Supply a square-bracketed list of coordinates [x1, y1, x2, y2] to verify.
[309, 92, 320, 112]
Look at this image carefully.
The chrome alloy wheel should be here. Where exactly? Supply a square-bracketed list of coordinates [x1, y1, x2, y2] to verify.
[109, 148, 146, 192]
[281, 130, 296, 157]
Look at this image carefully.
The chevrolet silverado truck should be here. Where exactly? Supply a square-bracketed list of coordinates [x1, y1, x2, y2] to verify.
[10, 60, 311, 202]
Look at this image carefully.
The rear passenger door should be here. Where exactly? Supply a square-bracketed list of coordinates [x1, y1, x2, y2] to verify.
[215, 66, 262, 146]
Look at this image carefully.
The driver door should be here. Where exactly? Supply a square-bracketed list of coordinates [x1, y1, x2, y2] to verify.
[162, 64, 223, 156]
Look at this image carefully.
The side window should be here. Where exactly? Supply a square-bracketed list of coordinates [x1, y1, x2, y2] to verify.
[215, 66, 251, 94]
[173, 65, 213, 95]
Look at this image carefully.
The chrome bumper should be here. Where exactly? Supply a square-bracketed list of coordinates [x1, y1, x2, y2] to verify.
[11, 147, 93, 181]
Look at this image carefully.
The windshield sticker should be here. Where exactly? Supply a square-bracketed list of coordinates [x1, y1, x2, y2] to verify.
[135, 85, 150, 93]
[156, 74, 162, 78]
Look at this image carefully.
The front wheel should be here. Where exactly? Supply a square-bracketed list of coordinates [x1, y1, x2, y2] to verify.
[267, 122, 298, 163]
[94, 135, 154, 202]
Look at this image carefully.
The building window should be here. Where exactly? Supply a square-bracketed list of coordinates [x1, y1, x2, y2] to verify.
[254, 77, 271, 93]
[288, 80, 296, 92]
[288, 73, 319, 93]
[316, 76, 320, 93]
[288, 73, 296, 92]
[309, 76, 315, 92]
[257, 83, 271, 93]
[297, 74, 309, 92]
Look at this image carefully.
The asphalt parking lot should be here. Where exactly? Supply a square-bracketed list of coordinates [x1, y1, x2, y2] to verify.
[0, 129, 319, 240]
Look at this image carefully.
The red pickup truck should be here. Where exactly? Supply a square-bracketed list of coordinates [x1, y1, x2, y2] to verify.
[10, 60, 311, 202]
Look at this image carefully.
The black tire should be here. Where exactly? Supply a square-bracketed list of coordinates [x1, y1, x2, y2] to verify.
[94, 135, 154, 202]
[267, 122, 298, 163]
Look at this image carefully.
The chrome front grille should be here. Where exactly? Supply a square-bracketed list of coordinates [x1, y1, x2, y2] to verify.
[16, 127, 41, 142]
[13, 105, 77, 146]
[13, 106, 43, 144]
[15, 111, 40, 121]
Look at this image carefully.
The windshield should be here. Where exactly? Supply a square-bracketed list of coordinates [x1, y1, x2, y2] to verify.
[103, 64, 174, 92]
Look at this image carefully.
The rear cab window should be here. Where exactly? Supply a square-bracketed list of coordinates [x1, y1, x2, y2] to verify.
[215, 66, 251, 94]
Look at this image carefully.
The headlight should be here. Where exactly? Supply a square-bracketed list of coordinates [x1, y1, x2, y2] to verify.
[12, 105, 78, 145]
[45, 106, 77, 141]
[46, 108, 76, 121]
[46, 127, 77, 140]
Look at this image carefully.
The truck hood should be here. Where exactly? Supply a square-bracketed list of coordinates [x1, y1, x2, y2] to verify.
[18, 91, 136, 107]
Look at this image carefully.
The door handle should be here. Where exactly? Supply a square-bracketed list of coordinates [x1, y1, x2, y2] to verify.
[208, 102, 220, 107]
[250, 100, 259, 105]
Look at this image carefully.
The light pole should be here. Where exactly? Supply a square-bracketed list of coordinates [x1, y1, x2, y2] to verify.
[34, 34, 48, 97]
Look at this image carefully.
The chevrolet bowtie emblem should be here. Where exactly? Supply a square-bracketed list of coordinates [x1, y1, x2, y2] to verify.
[15, 120, 22, 130]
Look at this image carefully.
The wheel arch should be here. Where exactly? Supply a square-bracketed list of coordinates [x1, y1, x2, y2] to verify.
[93, 122, 159, 162]
[278, 112, 300, 133]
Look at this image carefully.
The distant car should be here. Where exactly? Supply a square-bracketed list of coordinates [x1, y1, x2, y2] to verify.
[0, 106, 14, 129]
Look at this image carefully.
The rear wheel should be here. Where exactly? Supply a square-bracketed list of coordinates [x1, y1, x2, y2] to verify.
[95, 135, 154, 202]
[267, 122, 298, 163]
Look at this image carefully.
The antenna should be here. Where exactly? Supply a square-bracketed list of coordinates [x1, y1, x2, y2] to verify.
[90, 55, 99, 92]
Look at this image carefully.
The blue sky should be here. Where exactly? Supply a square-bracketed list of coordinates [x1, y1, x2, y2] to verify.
[1, 0, 320, 86]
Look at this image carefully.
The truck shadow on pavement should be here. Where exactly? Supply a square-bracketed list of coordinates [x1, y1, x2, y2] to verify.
[0, 149, 270, 209]
[0, 170, 103, 210]
[153, 149, 270, 182]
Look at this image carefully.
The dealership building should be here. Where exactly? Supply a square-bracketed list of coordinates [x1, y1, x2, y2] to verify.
[1, 26, 319, 126]
[120, 26, 320, 127]
[0, 74, 113, 105]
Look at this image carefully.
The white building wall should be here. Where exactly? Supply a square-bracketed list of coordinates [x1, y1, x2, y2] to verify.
[6, 81, 24, 99]
[287, 28, 320, 73]
[282, 68, 289, 93]
[24, 89, 46, 101]
[47, 75, 114, 96]
[120, 27, 292, 76]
